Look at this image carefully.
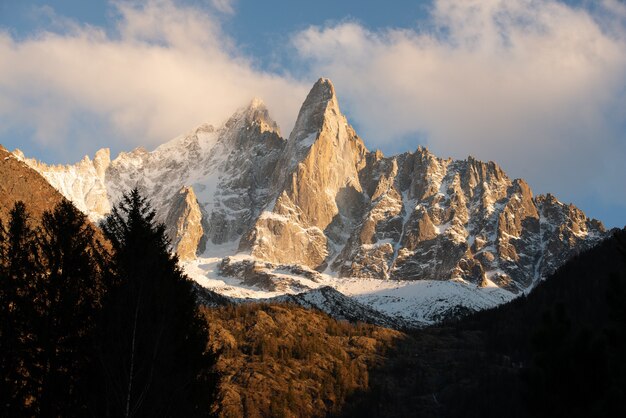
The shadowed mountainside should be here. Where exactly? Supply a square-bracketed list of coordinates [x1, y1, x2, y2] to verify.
[338, 228, 626, 418]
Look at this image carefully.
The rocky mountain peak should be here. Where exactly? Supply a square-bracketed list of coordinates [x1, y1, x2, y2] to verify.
[241, 78, 371, 269]
[289, 77, 341, 143]
[12, 148, 25, 160]
[224, 98, 281, 137]
[415, 145, 432, 156]
[195, 122, 215, 133]
[537, 193, 560, 206]
[14, 148, 112, 221]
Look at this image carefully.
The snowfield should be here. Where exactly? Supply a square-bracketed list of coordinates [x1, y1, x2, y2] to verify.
[181, 255, 516, 327]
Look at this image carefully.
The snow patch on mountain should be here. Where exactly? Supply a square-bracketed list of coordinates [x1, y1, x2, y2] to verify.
[181, 255, 515, 327]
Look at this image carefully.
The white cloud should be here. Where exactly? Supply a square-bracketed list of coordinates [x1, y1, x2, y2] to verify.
[0, 0, 307, 154]
[292, 0, 626, 208]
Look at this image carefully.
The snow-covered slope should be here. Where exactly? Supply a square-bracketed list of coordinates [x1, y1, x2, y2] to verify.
[12, 78, 608, 328]
[181, 255, 514, 328]
[18, 99, 285, 255]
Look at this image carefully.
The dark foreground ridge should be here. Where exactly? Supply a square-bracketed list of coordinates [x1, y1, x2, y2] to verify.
[338, 228, 626, 418]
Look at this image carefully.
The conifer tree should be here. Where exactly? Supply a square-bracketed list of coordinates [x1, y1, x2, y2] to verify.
[97, 188, 216, 417]
[1, 200, 109, 416]
[0, 202, 39, 416]
[33, 200, 108, 417]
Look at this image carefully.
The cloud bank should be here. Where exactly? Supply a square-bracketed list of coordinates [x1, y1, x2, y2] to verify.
[0, 0, 307, 155]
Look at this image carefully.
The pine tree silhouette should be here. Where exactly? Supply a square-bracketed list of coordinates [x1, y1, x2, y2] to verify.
[33, 200, 108, 416]
[1, 200, 109, 416]
[96, 188, 217, 417]
[0, 202, 39, 416]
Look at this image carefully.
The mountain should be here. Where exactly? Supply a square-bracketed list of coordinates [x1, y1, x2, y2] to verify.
[10, 78, 608, 324]
[193, 280, 407, 329]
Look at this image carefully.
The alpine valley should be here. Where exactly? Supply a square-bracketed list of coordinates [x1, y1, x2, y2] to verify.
[9, 79, 608, 327]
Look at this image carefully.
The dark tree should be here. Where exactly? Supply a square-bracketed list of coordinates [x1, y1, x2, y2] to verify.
[97, 189, 216, 417]
[32, 200, 108, 417]
[1, 200, 110, 416]
[0, 202, 39, 416]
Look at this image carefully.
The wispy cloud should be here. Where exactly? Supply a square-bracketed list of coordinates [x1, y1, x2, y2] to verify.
[210, 0, 236, 15]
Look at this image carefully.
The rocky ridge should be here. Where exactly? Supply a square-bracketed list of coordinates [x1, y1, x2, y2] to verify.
[11, 78, 607, 306]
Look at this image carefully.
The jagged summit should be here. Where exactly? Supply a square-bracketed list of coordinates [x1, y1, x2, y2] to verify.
[248, 97, 265, 109]
[241, 78, 370, 268]
[93, 148, 110, 179]
[226, 97, 281, 136]
[12, 148, 25, 160]
[289, 77, 341, 143]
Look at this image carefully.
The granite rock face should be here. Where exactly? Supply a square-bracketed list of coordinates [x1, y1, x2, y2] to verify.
[240, 78, 368, 268]
[164, 186, 206, 260]
[332, 148, 605, 291]
[15, 79, 607, 292]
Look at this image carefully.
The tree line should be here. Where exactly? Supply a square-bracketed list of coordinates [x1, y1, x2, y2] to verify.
[0, 189, 218, 417]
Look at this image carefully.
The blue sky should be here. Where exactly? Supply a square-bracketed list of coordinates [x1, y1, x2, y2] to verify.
[0, 0, 625, 228]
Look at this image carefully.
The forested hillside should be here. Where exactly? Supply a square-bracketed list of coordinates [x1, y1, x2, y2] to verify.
[203, 304, 400, 417]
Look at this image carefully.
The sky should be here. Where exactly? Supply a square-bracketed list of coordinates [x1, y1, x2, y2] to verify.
[0, 0, 625, 228]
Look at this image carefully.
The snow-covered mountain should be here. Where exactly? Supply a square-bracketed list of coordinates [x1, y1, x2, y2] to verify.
[13, 78, 607, 327]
